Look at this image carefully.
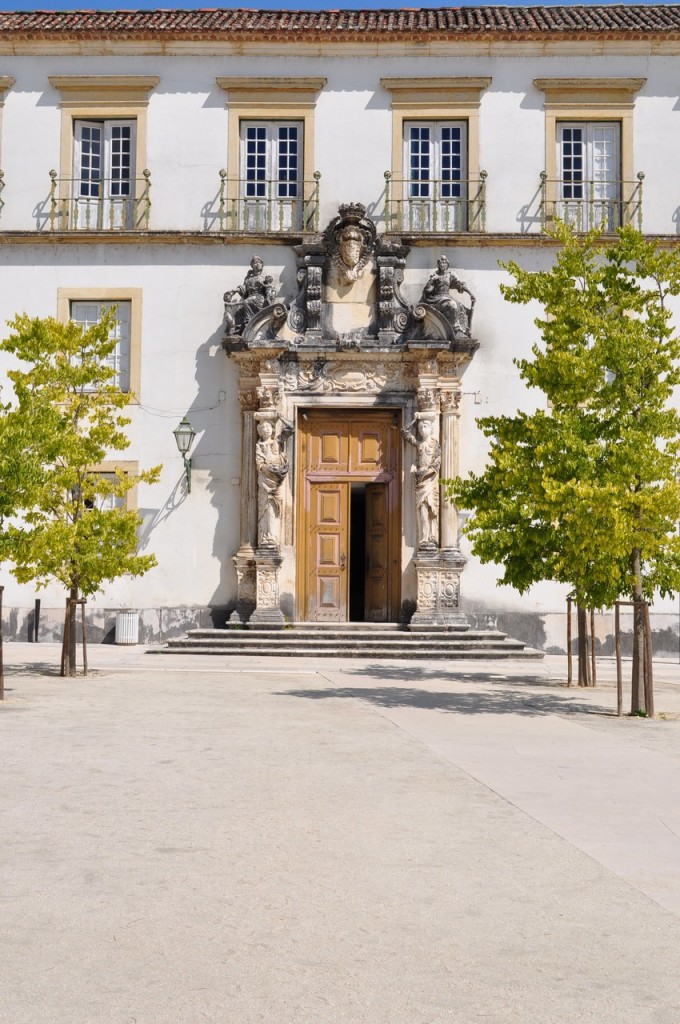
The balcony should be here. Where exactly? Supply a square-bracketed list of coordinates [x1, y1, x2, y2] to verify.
[207, 170, 322, 233]
[384, 171, 487, 234]
[539, 172, 645, 233]
[46, 169, 152, 231]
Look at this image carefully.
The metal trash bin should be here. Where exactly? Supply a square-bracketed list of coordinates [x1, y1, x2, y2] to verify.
[115, 610, 139, 646]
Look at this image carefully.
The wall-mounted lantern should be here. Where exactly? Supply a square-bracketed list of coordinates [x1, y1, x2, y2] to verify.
[173, 416, 196, 493]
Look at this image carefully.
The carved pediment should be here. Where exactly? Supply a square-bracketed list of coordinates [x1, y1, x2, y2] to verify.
[222, 205, 478, 359]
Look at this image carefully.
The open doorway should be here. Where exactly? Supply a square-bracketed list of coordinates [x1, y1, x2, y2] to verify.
[349, 485, 367, 621]
[297, 409, 400, 622]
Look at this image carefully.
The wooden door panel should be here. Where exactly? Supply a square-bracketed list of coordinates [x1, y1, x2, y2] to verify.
[349, 415, 395, 475]
[365, 483, 389, 622]
[309, 422, 349, 473]
[307, 481, 349, 621]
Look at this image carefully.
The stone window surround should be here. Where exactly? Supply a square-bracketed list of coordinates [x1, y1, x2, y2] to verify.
[216, 76, 326, 212]
[533, 77, 646, 204]
[48, 76, 159, 200]
[57, 286, 143, 403]
[381, 77, 491, 207]
[88, 460, 140, 511]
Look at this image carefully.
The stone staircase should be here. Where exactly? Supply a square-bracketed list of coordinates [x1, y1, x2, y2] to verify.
[160, 622, 543, 660]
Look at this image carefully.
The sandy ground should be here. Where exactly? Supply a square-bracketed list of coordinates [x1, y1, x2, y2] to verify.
[1, 644, 680, 1024]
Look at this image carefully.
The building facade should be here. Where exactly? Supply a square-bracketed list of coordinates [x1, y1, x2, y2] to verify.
[1, 5, 679, 650]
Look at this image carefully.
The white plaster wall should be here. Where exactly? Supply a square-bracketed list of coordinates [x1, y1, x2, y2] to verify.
[2, 50, 680, 233]
[2, 43, 680, 633]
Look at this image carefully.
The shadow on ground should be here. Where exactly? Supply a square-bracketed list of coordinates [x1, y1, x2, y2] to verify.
[2, 663, 65, 678]
[342, 664, 559, 686]
[275, 684, 606, 717]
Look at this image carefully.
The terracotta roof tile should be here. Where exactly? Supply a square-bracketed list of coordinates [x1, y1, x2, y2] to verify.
[1, 5, 680, 40]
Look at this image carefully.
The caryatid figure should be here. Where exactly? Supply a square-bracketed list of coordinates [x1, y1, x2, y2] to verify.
[402, 415, 441, 549]
[254, 416, 294, 548]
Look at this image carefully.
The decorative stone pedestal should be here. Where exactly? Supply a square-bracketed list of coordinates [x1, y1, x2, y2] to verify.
[232, 547, 256, 623]
[410, 550, 468, 629]
[249, 548, 285, 626]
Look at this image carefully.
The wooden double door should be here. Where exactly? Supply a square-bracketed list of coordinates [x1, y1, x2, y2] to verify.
[297, 410, 400, 622]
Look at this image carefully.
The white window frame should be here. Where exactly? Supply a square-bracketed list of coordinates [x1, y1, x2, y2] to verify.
[69, 299, 132, 394]
[557, 121, 621, 231]
[72, 118, 136, 230]
[402, 120, 469, 232]
[239, 119, 303, 231]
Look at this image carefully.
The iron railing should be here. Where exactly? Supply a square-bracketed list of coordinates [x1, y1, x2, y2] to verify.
[384, 170, 487, 233]
[539, 172, 644, 233]
[48, 169, 151, 230]
[214, 170, 321, 232]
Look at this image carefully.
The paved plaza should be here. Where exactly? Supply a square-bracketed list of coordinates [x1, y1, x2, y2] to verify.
[2, 643, 680, 1024]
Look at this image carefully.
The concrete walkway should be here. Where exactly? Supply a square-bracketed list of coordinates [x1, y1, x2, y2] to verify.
[2, 643, 680, 1023]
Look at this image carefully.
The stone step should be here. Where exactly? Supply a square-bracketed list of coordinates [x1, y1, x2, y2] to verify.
[184, 627, 510, 641]
[158, 643, 542, 660]
[168, 638, 524, 647]
[158, 621, 543, 660]
[159, 626, 543, 660]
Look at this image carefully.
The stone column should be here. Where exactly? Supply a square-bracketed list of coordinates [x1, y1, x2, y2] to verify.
[439, 388, 461, 550]
[249, 378, 289, 627]
[232, 388, 258, 623]
[408, 378, 468, 630]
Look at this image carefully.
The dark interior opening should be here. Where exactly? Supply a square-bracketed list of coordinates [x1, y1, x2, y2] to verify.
[349, 484, 366, 621]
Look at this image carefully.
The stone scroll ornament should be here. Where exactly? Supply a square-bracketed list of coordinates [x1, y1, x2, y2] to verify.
[223, 255, 276, 335]
[420, 255, 476, 338]
[401, 414, 441, 549]
[254, 415, 294, 548]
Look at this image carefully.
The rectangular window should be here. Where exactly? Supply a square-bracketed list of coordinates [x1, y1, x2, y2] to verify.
[70, 300, 131, 393]
[239, 120, 303, 231]
[73, 119, 136, 229]
[84, 473, 126, 512]
[403, 120, 468, 231]
[557, 122, 621, 231]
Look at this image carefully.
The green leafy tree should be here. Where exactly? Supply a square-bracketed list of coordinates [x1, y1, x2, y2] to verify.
[447, 224, 680, 713]
[0, 310, 161, 675]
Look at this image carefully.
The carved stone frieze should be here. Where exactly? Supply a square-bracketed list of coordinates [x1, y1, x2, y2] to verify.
[417, 387, 440, 413]
[256, 384, 282, 410]
[278, 359, 409, 395]
[238, 390, 259, 412]
[440, 390, 462, 413]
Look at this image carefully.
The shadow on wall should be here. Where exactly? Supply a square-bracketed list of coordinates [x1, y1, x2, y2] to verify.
[495, 612, 547, 651]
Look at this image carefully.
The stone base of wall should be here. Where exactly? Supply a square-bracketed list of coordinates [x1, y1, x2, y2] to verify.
[0, 604, 234, 645]
[2, 603, 680, 655]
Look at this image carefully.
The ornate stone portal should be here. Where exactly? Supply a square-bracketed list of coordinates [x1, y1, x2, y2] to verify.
[223, 204, 478, 628]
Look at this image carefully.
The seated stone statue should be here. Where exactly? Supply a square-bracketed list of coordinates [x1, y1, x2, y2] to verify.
[421, 255, 475, 337]
[224, 255, 276, 335]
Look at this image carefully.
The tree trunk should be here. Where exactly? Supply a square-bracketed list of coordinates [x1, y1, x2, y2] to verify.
[61, 586, 79, 678]
[577, 604, 592, 686]
[630, 547, 645, 714]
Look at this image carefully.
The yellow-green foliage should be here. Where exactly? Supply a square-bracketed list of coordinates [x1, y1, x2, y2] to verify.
[0, 311, 160, 596]
[446, 224, 680, 608]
